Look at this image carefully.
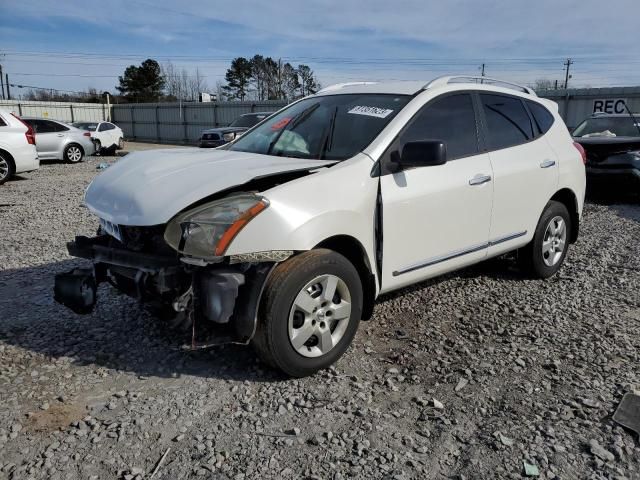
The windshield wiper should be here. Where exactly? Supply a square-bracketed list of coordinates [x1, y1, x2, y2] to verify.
[318, 106, 338, 160]
[621, 100, 640, 137]
[267, 103, 320, 155]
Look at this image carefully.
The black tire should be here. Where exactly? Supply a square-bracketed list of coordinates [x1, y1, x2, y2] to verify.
[94, 140, 102, 155]
[518, 200, 571, 279]
[0, 152, 15, 185]
[64, 143, 84, 163]
[252, 249, 363, 377]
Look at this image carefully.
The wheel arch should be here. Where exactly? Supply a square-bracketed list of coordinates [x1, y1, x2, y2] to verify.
[0, 148, 16, 167]
[550, 188, 579, 243]
[314, 235, 377, 320]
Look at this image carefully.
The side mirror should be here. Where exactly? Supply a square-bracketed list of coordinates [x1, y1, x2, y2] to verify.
[400, 140, 447, 169]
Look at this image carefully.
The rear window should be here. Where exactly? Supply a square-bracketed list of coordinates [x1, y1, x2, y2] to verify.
[527, 101, 554, 135]
[573, 116, 640, 138]
[74, 122, 98, 131]
[481, 94, 534, 150]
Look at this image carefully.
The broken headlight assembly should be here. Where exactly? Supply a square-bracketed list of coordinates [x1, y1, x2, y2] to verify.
[164, 194, 269, 260]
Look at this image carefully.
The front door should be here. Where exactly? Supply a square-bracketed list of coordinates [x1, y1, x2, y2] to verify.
[380, 93, 494, 293]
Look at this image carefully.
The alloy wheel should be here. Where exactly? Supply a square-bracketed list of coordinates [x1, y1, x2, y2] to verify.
[288, 274, 352, 358]
[67, 146, 82, 162]
[542, 215, 567, 267]
[0, 157, 9, 181]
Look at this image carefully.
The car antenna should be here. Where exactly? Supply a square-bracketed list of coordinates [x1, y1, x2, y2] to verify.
[621, 100, 640, 137]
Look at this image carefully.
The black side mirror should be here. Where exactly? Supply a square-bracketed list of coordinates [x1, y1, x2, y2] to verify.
[400, 140, 447, 169]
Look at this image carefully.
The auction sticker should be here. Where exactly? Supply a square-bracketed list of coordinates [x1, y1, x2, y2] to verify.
[348, 106, 394, 118]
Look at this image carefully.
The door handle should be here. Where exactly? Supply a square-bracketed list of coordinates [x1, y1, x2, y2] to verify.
[57, 134, 64, 137]
[469, 174, 492, 186]
[540, 160, 556, 168]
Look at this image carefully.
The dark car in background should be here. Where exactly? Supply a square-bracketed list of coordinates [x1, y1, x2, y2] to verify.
[572, 113, 640, 187]
[199, 112, 273, 148]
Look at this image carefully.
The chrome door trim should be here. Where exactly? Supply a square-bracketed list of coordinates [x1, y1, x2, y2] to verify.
[392, 242, 487, 277]
[392, 230, 527, 277]
[489, 230, 527, 246]
[540, 160, 556, 168]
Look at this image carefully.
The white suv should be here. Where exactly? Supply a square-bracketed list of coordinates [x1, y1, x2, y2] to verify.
[55, 76, 586, 377]
[0, 108, 39, 184]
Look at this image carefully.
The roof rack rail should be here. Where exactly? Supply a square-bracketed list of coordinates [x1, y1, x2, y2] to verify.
[424, 76, 537, 96]
[316, 82, 378, 94]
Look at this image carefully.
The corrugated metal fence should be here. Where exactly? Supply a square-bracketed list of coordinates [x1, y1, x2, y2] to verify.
[111, 100, 288, 144]
[0, 100, 108, 122]
[538, 86, 640, 129]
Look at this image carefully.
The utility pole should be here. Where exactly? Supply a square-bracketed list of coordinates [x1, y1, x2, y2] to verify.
[480, 63, 485, 77]
[5, 73, 10, 100]
[563, 58, 573, 89]
[0, 64, 4, 99]
[554, 79, 558, 90]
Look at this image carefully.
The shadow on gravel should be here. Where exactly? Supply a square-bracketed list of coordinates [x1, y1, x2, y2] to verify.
[586, 183, 640, 224]
[0, 259, 284, 384]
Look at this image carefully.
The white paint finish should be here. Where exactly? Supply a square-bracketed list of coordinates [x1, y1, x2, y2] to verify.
[227, 154, 379, 288]
[486, 136, 559, 257]
[84, 147, 336, 225]
[0, 108, 39, 174]
[379, 154, 494, 293]
[92, 122, 123, 149]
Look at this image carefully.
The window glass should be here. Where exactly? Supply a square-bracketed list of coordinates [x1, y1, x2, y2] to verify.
[74, 122, 98, 131]
[401, 93, 479, 160]
[527, 101, 554, 135]
[29, 119, 56, 133]
[0, 116, 6, 127]
[98, 123, 108, 132]
[481, 94, 533, 150]
[229, 94, 410, 160]
[572, 116, 640, 138]
[51, 121, 69, 132]
[105, 123, 115, 131]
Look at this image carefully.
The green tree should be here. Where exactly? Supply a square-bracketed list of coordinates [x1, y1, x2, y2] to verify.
[117, 59, 165, 102]
[297, 64, 319, 96]
[223, 57, 252, 101]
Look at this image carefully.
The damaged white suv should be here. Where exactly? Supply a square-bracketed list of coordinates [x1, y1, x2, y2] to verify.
[55, 76, 586, 377]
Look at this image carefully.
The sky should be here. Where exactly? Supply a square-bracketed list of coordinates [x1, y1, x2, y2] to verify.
[1, 0, 639, 98]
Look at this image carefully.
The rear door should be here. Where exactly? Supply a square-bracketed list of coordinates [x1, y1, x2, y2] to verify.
[478, 93, 559, 257]
[380, 92, 494, 292]
[29, 120, 60, 158]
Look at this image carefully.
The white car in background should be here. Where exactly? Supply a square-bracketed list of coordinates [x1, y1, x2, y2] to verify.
[55, 76, 586, 377]
[0, 108, 39, 185]
[73, 121, 124, 155]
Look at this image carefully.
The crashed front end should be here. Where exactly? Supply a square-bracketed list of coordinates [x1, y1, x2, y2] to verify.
[52, 147, 338, 346]
[54, 194, 290, 346]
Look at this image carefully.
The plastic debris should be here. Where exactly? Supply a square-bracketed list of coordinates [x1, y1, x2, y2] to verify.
[523, 461, 540, 477]
[612, 393, 640, 437]
[96, 162, 110, 170]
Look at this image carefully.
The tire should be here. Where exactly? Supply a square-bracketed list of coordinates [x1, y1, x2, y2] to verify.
[64, 144, 84, 163]
[94, 140, 102, 155]
[518, 200, 571, 279]
[252, 249, 363, 377]
[0, 153, 15, 185]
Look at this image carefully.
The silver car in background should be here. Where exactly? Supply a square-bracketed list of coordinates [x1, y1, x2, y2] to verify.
[23, 118, 95, 163]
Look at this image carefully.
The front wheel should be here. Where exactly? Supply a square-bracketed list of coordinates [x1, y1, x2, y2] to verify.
[64, 144, 84, 163]
[518, 200, 571, 278]
[252, 249, 363, 377]
[0, 153, 15, 185]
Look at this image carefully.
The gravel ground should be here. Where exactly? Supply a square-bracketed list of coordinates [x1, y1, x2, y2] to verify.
[1, 145, 639, 479]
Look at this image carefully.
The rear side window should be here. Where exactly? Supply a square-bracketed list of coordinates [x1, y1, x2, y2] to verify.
[52, 122, 69, 132]
[401, 93, 479, 160]
[527, 101, 554, 135]
[0, 115, 6, 127]
[480, 94, 533, 150]
[29, 119, 56, 133]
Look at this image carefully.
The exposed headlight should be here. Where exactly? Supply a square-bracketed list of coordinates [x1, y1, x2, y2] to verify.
[164, 194, 269, 259]
[222, 132, 236, 142]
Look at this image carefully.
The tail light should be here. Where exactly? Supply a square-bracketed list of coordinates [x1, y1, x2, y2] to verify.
[11, 113, 36, 145]
[83, 132, 91, 137]
[573, 141, 586, 165]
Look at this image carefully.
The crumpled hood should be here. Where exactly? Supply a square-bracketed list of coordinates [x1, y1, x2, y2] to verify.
[85, 148, 336, 226]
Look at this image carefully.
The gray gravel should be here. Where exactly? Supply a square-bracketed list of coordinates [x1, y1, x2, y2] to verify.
[1, 145, 639, 479]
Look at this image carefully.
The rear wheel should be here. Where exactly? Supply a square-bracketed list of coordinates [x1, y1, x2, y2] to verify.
[64, 144, 84, 163]
[518, 200, 571, 278]
[253, 249, 363, 377]
[0, 153, 15, 185]
[94, 140, 102, 155]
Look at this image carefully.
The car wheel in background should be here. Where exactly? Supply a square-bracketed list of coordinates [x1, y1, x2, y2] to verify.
[0, 153, 15, 185]
[252, 249, 363, 377]
[64, 144, 84, 163]
[117, 137, 124, 150]
[94, 140, 102, 155]
[518, 200, 571, 279]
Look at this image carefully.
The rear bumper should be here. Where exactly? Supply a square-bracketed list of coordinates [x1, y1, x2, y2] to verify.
[586, 166, 640, 186]
[13, 144, 39, 174]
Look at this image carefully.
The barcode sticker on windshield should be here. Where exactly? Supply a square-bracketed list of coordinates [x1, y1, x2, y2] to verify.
[348, 106, 394, 118]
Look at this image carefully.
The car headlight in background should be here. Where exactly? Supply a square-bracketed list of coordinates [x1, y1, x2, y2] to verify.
[222, 132, 236, 142]
[164, 194, 269, 259]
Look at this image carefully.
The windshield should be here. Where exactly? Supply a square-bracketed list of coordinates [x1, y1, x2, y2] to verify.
[573, 116, 640, 138]
[228, 94, 410, 160]
[73, 122, 98, 131]
[229, 114, 267, 128]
